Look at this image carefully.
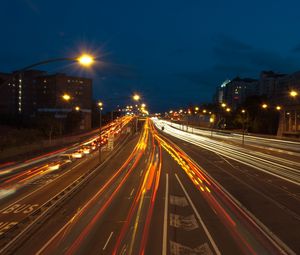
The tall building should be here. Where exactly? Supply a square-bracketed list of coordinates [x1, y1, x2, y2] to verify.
[0, 70, 93, 131]
[0, 72, 17, 116]
[35, 73, 92, 130]
[215, 77, 258, 110]
[259, 71, 287, 103]
[214, 79, 231, 104]
[262, 71, 300, 136]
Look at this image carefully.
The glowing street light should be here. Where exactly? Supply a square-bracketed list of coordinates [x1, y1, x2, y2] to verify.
[77, 54, 94, 67]
[195, 106, 199, 111]
[221, 103, 226, 108]
[98, 101, 103, 110]
[290, 90, 298, 98]
[75, 106, 80, 111]
[62, 93, 71, 101]
[141, 103, 146, 108]
[262, 103, 268, 109]
[133, 94, 140, 101]
[241, 109, 246, 114]
[226, 107, 231, 112]
[202, 109, 207, 113]
[276, 106, 282, 111]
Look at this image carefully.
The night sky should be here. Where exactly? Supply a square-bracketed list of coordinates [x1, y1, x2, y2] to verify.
[1, 0, 300, 112]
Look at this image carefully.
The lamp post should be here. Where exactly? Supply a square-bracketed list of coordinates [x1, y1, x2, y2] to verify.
[241, 109, 247, 145]
[132, 94, 140, 132]
[289, 90, 298, 133]
[209, 116, 214, 137]
[98, 101, 103, 163]
[2, 53, 95, 116]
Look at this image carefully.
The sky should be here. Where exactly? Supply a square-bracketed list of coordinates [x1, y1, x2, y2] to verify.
[1, 0, 300, 112]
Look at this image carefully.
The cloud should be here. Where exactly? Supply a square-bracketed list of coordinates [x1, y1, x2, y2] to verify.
[212, 35, 300, 73]
[176, 35, 300, 96]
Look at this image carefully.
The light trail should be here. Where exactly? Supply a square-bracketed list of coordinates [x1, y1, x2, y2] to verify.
[112, 119, 163, 254]
[153, 119, 300, 185]
[0, 117, 132, 199]
[37, 117, 148, 255]
[168, 121, 300, 153]
[153, 119, 296, 255]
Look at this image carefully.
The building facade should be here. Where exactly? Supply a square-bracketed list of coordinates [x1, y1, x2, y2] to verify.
[0, 70, 93, 131]
[215, 77, 258, 110]
[35, 73, 92, 130]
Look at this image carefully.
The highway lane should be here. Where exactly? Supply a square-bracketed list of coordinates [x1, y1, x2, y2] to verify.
[13, 119, 152, 255]
[155, 119, 300, 185]
[0, 117, 132, 238]
[154, 119, 300, 253]
[0, 116, 132, 186]
[11, 118, 297, 255]
[168, 121, 300, 154]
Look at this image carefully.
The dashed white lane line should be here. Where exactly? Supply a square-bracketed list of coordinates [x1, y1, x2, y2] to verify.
[175, 173, 221, 255]
[103, 231, 114, 250]
[130, 188, 135, 197]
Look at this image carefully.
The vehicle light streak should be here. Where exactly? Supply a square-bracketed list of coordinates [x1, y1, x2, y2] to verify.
[113, 120, 162, 254]
[39, 118, 147, 255]
[153, 119, 300, 185]
[153, 119, 294, 255]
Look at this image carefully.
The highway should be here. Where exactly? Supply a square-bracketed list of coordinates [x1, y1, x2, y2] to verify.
[169, 121, 300, 154]
[1, 118, 297, 254]
[0, 116, 132, 239]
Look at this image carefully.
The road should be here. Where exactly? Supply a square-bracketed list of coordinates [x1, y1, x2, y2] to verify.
[0, 116, 132, 239]
[168, 121, 300, 154]
[2, 118, 298, 255]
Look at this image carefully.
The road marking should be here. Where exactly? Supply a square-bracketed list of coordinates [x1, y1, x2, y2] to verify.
[162, 173, 169, 255]
[0, 203, 39, 214]
[169, 195, 188, 207]
[170, 241, 213, 255]
[175, 174, 221, 255]
[103, 231, 114, 250]
[0, 159, 85, 213]
[130, 188, 135, 197]
[140, 169, 144, 176]
[170, 214, 199, 231]
[0, 221, 18, 235]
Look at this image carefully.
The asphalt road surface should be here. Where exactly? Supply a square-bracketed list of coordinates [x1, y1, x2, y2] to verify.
[1, 118, 299, 254]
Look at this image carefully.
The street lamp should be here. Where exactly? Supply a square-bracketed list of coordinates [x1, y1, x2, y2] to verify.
[276, 106, 282, 111]
[75, 106, 80, 111]
[262, 103, 268, 109]
[133, 94, 140, 101]
[221, 103, 226, 108]
[98, 101, 103, 163]
[20, 53, 96, 71]
[132, 94, 140, 132]
[226, 107, 231, 112]
[62, 93, 71, 101]
[290, 90, 298, 98]
[209, 117, 214, 137]
[241, 109, 247, 145]
[77, 54, 94, 67]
